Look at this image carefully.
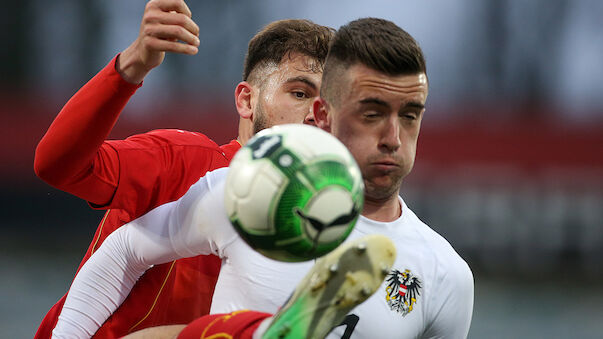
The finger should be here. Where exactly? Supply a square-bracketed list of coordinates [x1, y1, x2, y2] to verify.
[144, 36, 198, 55]
[144, 10, 199, 36]
[144, 24, 200, 47]
[180, 0, 192, 18]
[147, 0, 192, 18]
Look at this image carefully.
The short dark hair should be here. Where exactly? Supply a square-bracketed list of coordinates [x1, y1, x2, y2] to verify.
[321, 18, 426, 105]
[243, 19, 335, 82]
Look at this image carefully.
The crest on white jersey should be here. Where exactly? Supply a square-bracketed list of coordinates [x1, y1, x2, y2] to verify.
[385, 269, 422, 316]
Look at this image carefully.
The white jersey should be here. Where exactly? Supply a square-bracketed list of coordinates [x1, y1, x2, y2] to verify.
[54, 168, 473, 339]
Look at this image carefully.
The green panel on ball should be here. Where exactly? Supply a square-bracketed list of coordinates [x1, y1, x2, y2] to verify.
[301, 158, 357, 191]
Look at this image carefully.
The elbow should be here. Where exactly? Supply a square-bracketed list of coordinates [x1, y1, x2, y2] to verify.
[33, 142, 66, 186]
[33, 144, 52, 182]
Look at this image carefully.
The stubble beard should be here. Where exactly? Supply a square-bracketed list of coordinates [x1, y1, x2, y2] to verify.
[252, 100, 270, 135]
[363, 174, 404, 203]
[361, 159, 409, 203]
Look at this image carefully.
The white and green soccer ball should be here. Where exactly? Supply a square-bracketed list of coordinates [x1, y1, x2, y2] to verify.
[224, 124, 364, 262]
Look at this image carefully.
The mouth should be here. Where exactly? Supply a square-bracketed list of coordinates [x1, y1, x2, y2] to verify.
[371, 160, 400, 171]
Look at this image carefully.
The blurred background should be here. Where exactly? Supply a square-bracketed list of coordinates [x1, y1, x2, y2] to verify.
[1, 0, 602, 338]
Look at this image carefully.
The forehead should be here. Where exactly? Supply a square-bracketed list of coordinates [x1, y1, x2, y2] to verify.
[345, 64, 428, 104]
[271, 52, 322, 80]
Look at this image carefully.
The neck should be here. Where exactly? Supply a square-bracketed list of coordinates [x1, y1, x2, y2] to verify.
[237, 118, 253, 145]
[361, 194, 401, 222]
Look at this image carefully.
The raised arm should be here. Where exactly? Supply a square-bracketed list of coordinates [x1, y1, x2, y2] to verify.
[52, 168, 236, 338]
[34, 0, 200, 206]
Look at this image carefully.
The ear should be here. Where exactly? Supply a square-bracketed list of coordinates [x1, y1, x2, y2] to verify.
[235, 81, 254, 119]
[313, 97, 331, 132]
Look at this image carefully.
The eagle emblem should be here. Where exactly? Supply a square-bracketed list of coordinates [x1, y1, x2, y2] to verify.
[385, 269, 421, 316]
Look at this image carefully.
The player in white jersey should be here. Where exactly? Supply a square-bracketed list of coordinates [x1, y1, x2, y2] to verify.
[54, 18, 474, 339]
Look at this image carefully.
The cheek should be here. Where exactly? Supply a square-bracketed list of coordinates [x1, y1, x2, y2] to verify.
[276, 96, 311, 124]
[338, 136, 368, 167]
[333, 121, 368, 153]
[401, 134, 419, 168]
[402, 137, 417, 158]
[403, 126, 420, 149]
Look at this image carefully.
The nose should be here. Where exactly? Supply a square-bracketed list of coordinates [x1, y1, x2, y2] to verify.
[379, 117, 401, 152]
[303, 110, 316, 126]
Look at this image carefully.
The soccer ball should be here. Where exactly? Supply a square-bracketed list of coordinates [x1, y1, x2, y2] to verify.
[224, 124, 364, 262]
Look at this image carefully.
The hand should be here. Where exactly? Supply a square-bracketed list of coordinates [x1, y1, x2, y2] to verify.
[117, 0, 200, 84]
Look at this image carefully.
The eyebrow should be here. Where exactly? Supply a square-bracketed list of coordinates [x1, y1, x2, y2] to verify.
[359, 98, 425, 110]
[405, 101, 425, 110]
[359, 97, 391, 109]
[284, 76, 318, 90]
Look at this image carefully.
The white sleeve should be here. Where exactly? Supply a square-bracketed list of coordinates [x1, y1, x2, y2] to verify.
[52, 168, 237, 339]
[423, 259, 474, 339]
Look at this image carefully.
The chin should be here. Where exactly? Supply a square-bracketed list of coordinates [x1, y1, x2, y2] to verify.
[365, 181, 402, 200]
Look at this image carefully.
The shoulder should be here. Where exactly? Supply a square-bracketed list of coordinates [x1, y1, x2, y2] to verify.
[403, 203, 473, 283]
[219, 139, 242, 160]
[144, 129, 219, 147]
[206, 167, 230, 187]
[394, 201, 474, 337]
[105, 129, 220, 150]
[107, 129, 232, 167]
[140, 130, 240, 161]
[187, 167, 230, 195]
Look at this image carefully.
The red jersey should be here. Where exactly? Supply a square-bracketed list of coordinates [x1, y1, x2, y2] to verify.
[34, 56, 241, 338]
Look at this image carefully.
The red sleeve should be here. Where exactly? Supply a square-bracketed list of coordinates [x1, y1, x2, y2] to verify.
[102, 129, 231, 218]
[33, 54, 141, 206]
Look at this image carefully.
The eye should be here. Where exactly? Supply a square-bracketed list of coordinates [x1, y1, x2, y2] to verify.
[363, 111, 381, 120]
[292, 91, 308, 99]
[400, 112, 418, 120]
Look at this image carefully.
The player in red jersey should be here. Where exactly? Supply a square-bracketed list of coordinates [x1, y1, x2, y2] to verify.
[33, 0, 334, 337]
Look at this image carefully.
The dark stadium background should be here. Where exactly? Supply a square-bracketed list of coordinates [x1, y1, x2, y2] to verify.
[1, 1, 602, 338]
